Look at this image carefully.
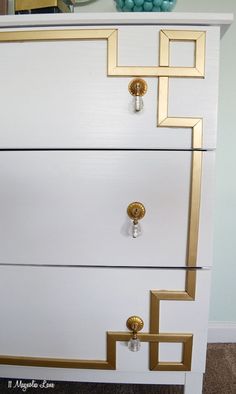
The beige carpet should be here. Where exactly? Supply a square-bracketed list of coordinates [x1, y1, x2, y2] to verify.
[203, 343, 236, 394]
[0, 344, 235, 393]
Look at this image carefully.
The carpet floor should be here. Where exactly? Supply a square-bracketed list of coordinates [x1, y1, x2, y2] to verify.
[0, 343, 235, 394]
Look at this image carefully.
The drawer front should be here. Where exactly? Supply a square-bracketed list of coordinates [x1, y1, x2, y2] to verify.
[0, 25, 219, 149]
[0, 265, 210, 376]
[0, 151, 214, 268]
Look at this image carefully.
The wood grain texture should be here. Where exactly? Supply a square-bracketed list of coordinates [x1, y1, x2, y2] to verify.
[0, 266, 211, 376]
[0, 26, 219, 149]
[0, 151, 214, 267]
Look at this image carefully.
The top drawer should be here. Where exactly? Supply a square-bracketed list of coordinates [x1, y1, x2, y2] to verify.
[0, 25, 220, 149]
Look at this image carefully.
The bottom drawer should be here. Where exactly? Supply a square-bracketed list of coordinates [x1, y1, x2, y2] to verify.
[0, 266, 210, 381]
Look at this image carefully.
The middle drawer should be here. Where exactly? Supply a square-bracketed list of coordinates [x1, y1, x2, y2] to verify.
[0, 150, 214, 268]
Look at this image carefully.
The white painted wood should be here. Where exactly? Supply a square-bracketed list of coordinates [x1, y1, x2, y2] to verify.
[184, 372, 203, 394]
[208, 322, 236, 343]
[0, 25, 220, 149]
[0, 151, 214, 267]
[159, 343, 183, 363]
[0, 13, 233, 30]
[0, 13, 224, 388]
[0, 367, 185, 384]
[0, 266, 210, 376]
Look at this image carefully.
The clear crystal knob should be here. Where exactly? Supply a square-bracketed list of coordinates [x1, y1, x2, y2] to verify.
[128, 338, 141, 352]
[132, 222, 141, 238]
[134, 96, 144, 112]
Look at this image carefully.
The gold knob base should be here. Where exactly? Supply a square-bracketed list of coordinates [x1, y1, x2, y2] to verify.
[128, 78, 148, 96]
[127, 202, 146, 222]
[126, 316, 144, 332]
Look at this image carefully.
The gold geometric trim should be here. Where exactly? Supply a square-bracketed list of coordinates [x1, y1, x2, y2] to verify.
[0, 29, 115, 41]
[159, 30, 206, 76]
[148, 30, 205, 370]
[157, 75, 204, 149]
[158, 29, 204, 268]
[149, 273, 196, 371]
[0, 333, 193, 371]
[0, 28, 205, 372]
[0, 29, 205, 78]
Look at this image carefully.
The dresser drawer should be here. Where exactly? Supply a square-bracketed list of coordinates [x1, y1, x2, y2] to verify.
[0, 150, 214, 268]
[0, 265, 210, 377]
[0, 25, 219, 149]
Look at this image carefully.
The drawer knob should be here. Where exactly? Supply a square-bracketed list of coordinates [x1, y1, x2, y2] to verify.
[126, 316, 144, 352]
[128, 78, 148, 112]
[127, 202, 146, 238]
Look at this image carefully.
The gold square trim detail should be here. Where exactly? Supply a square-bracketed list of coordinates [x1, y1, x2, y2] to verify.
[159, 30, 206, 76]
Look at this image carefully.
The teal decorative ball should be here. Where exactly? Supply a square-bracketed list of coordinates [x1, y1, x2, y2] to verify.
[115, 0, 177, 12]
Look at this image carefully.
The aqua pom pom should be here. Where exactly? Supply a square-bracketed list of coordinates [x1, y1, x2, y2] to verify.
[117, 0, 124, 7]
[133, 5, 143, 10]
[114, 0, 176, 12]
[143, 1, 153, 11]
[125, 0, 134, 9]
[168, 0, 176, 9]
[161, 0, 171, 11]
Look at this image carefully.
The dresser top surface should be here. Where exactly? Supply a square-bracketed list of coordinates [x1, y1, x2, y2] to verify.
[0, 13, 233, 33]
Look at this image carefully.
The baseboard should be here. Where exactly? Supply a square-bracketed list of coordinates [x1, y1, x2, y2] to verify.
[208, 321, 236, 343]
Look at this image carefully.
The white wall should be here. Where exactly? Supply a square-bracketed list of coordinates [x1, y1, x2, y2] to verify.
[175, 0, 235, 322]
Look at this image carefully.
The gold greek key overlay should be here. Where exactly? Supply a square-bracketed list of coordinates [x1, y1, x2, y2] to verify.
[0, 28, 205, 79]
[151, 29, 204, 371]
[0, 28, 205, 371]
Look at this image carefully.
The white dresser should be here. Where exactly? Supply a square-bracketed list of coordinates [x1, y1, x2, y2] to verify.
[0, 12, 233, 394]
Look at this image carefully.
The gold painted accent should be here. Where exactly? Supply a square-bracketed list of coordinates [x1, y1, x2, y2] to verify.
[110, 66, 203, 78]
[149, 281, 195, 371]
[107, 30, 117, 75]
[148, 30, 205, 369]
[158, 29, 204, 271]
[0, 28, 205, 372]
[127, 202, 146, 223]
[187, 151, 202, 267]
[0, 29, 205, 78]
[128, 79, 148, 97]
[0, 333, 192, 371]
[0, 29, 114, 42]
[159, 31, 170, 67]
[159, 30, 206, 77]
[158, 30, 205, 149]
